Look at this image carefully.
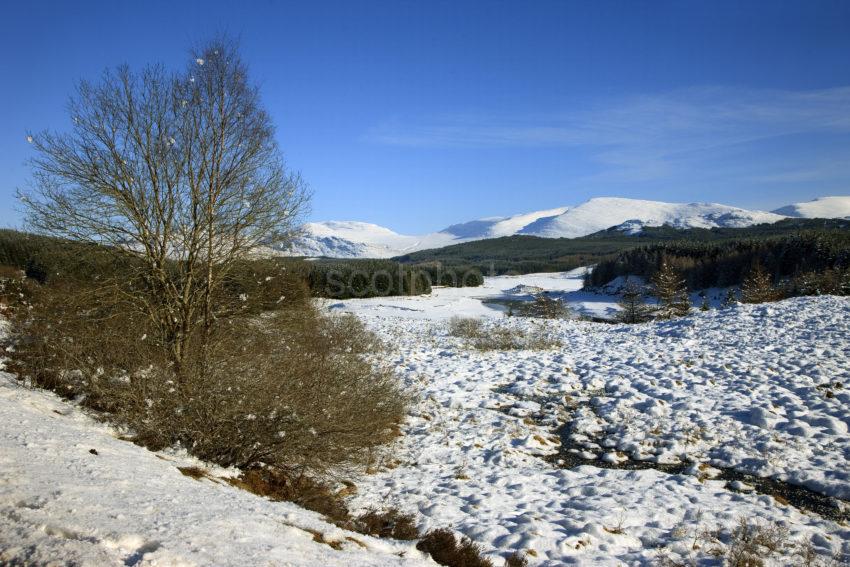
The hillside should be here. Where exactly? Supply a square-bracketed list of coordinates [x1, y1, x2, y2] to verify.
[394, 218, 850, 275]
[285, 196, 850, 259]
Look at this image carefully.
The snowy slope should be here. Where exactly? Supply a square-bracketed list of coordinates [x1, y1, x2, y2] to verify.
[286, 196, 849, 258]
[772, 196, 850, 219]
[441, 206, 570, 239]
[520, 197, 784, 238]
[0, 375, 432, 566]
[282, 221, 457, 259]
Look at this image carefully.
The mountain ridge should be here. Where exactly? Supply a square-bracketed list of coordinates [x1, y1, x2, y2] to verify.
[283, 196, 850, 258]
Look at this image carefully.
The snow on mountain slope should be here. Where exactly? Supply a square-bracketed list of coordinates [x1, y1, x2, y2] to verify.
[520, 197, 784, 238]
[772, 196, 850, 219]
[286, 196, 848, 258]
[441, 206, 570, 239]
[286, 221, 457, 259]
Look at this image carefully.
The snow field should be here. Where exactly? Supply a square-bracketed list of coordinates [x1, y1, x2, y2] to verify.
[346, 295, 850, 565]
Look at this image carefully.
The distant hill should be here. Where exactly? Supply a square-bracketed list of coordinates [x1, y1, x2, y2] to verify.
[283, 196, 850, 259]
[393, 218, 850, 276]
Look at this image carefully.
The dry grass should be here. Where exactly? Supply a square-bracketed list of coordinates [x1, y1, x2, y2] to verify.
[448, 317, 561, 351]
[352, 508, 419, 540]
[448, 316, 485, 339]
[503, 552, 529, 567]
[471, 325, 561, 351]
[726, 518, 790, 567]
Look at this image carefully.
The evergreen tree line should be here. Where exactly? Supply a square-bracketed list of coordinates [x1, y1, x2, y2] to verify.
[616, 255, 850, 325]
[587, 230, 850, 294]
[305, 259, 433, 298]
[0, 229, 442, 301]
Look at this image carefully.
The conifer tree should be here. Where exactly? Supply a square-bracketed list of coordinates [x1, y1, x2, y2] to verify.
[700, 295, 710, 311]
[721, 287, 739, 307]
[652, 261, 691, 319]
[741, 264, 780, 304]
[617, 279, 652, 323]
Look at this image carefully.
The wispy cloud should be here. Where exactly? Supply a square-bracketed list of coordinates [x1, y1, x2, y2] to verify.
[364, 86, 850, 185]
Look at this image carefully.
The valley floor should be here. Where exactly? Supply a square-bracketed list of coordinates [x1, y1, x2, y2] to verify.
[1, 275, 849, 565]
[340, 290, 850, 565]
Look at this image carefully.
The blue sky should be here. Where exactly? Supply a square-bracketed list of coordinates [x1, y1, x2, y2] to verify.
[1, 1, 849, 233]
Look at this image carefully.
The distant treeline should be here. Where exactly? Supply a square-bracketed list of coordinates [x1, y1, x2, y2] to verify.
[396, 218, 850, 276]
[395, 234, 638, 275]
[585, 230, 850, 293]
[0, 230, 485, 302]
[305, 259, 432, 298]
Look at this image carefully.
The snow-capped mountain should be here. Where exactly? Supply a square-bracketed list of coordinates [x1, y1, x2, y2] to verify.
[284, 196, 850, 258]
[517, 197, 784, 238]
[772, 196, 850, 219]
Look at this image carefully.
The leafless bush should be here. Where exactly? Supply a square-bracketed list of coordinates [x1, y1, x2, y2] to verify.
[416, 528, 494, 567]
[503, 551, 529, 567]
[794, 538, 847, 567]
[726, 518, 790, 567]
[471, 324, 561, 351]
[448, 316, 485, 339]
[9, 279, 408, 475]
[353, 508, 420, 540]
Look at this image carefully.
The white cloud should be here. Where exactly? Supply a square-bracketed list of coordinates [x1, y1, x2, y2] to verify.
[364, 86, 850, 184]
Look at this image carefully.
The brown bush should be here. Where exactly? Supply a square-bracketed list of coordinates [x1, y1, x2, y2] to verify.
[726, 518, 790, 567]
[8, 278, 408, 475]
[503, 552, 529, 567]
[448, 316, 485, 339]
[353, 508, 420, 540]
[229, 467, 353, 524]
[471, 325, 561, 351]
[416, 528, 494, 567]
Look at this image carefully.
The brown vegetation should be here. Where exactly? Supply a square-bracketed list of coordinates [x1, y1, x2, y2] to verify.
[416, 528, 494, 567]
[6, 275, 407, 475]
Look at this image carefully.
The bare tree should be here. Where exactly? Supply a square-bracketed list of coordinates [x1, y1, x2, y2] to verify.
[20, 38, 309, 378]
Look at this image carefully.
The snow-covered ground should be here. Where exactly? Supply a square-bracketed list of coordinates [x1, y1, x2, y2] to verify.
[340, 291, 850, 565]
[3, 272, 849, 566]
[0, 370, 435, 566]
[326, 267, 621, 320]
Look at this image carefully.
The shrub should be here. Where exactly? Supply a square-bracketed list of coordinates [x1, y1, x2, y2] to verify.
[516, 294, 570, 319]
[792, 267, 850, 296]
[353, 508, 420, 540]
[470, 324, 561, 351]
[8, 279, 408, 474]
[726, 518, 790, 567]
[416, 528, 494, 567]
[448, 316, 485, 339]
[503, 552, 529, 567]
